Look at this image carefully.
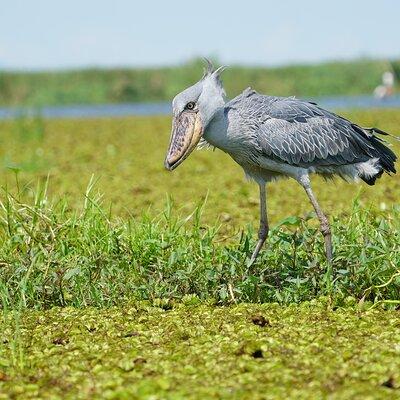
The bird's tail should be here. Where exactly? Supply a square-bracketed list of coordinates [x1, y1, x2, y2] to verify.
[356, 126, 397, 186]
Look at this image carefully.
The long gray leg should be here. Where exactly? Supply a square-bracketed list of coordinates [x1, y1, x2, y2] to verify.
[299, 175, 332, 262]
[249, 183, 269, 264]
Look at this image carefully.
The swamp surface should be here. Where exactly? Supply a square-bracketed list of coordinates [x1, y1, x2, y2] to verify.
[0, 110, 399, 398]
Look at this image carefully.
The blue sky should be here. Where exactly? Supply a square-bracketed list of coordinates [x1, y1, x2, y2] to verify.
[1, 0, 399, 69]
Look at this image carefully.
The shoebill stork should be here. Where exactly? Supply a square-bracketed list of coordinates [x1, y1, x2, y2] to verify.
[164, 60, 397, 264]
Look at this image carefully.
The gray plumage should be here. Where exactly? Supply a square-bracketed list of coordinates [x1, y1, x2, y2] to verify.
[225, 88, 396, 180]
[165, 60, 397, 263]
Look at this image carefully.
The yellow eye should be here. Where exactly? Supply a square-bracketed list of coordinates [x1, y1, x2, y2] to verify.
[185, 102, 195, 110]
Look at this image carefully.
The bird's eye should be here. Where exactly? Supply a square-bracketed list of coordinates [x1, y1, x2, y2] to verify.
[185, 102, 195, 110]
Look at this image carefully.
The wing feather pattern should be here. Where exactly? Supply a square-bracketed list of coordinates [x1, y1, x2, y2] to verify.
[226, 90, 396, 172]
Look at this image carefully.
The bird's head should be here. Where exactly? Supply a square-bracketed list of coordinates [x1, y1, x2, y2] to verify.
[164, 59, 226, 171]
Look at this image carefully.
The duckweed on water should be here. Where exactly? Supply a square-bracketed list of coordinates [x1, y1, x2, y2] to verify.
[1, 302, 400, 399]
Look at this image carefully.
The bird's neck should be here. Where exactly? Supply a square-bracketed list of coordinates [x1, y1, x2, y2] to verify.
[203, 107, 230, 151]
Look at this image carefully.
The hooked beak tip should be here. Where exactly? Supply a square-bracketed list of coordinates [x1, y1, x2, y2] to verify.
[164, 159, 174, 171]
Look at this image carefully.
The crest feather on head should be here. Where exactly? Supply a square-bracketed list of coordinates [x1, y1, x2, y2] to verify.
[202, 58, 227, 86]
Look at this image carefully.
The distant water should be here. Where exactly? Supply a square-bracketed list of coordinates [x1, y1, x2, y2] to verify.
[311, 95, 400, 110]
[0, 102, 171, 120]
[0, 95, 399, 120]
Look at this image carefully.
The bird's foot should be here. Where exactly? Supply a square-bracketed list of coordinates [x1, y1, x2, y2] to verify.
[247, 255, 257, 268]
[247, 240, 264, 266]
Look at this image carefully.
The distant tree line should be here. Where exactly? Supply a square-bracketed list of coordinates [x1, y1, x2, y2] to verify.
[0, 58, 398, 107]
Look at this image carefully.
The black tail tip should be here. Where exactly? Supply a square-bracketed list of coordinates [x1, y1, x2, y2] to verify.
[361, 167, 385, 186]
[361, 175, 378, 186]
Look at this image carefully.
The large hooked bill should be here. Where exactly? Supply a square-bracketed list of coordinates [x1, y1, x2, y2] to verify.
[164, 112, 203, 171]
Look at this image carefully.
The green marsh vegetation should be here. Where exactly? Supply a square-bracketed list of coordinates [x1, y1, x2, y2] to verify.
[0, 109, 399, 398]
[1, 303, 400, 399]
[0, 58, 399, 107]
